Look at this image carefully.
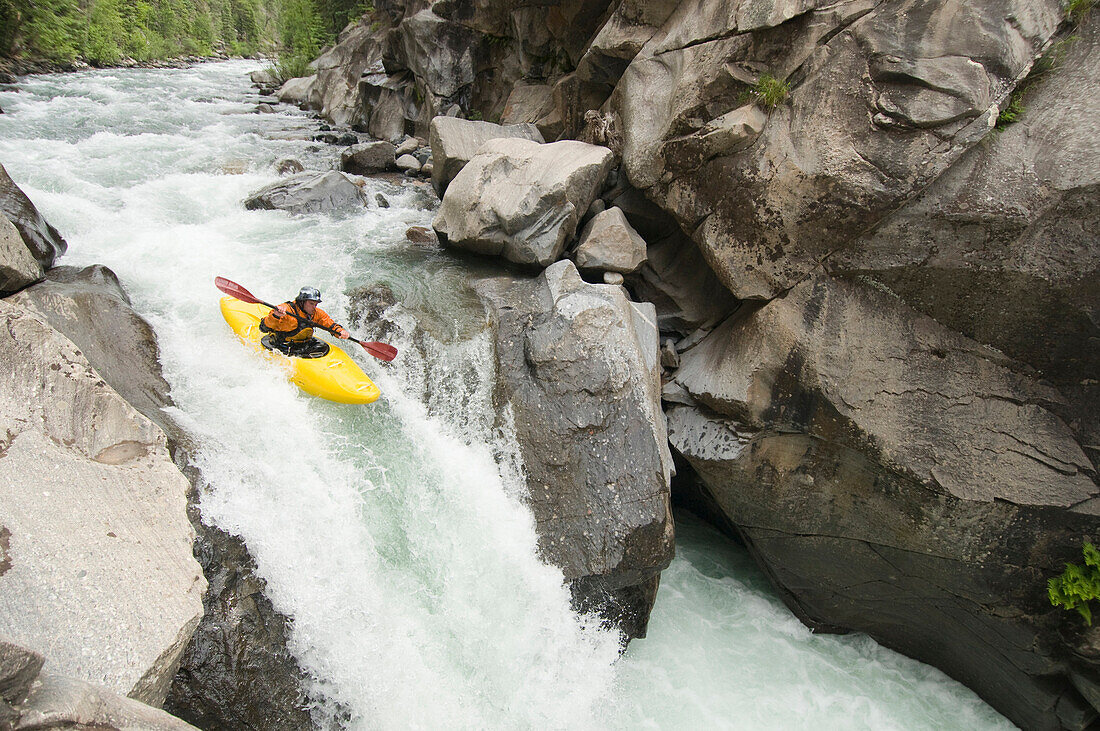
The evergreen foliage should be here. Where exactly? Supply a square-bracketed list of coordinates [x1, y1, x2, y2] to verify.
[0, 0, 370, 66]
[1048, 542, 1100, 625]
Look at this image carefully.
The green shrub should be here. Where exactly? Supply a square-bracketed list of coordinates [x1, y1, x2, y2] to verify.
[275, 52, 312, 81]
[995, 91, 1025, 129]
[749, 73, 790, 109]
[1049, 542, 1100, 625]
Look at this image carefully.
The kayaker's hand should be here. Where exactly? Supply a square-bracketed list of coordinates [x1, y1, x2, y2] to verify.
[337, 328, 350, 339]
[274, 304, 289, 317]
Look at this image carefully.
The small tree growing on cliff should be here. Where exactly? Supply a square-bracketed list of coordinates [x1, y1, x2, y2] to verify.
[1048, 541, 1100, 625]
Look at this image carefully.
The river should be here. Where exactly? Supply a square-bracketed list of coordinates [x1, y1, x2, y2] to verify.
[0, 60, 1013, 730]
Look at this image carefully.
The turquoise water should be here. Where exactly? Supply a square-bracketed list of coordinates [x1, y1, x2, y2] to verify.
[0, 61, 1013, 730]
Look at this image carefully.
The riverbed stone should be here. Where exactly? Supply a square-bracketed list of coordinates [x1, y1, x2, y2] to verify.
[0, 162, 67, 269]
[0, 214, 42, 294]
[474, 260, 674, 639]
[340, 140, 397, 174]
[0, 300, 205, 707]
[433, 138, 614, 267]
[428, 116, 545, 196]
[244, 170, 368, 214]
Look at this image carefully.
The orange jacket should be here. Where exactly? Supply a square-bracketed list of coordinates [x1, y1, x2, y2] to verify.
[261, 301, 348, 342]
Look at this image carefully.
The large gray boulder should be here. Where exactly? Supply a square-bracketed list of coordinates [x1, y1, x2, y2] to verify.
[340, 140, 397, 175]
[574, 206, 648, 273]
[275, 75, 317, 107]
[475, 260, 674, 639]
[668, 273, 1100, 730]
[244, 171, 368, 214]
[10, 265, 174, 435]
[433, 138, 614, 267]
[0, 162, 66, 269]
[0, 300, 205, 707]
[616, 0, 1066, 300]
[0, 214, 42, 294]
[428, 116, 545, 196]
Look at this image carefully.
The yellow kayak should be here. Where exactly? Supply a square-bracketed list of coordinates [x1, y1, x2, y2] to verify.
[219, 296, 381, 405]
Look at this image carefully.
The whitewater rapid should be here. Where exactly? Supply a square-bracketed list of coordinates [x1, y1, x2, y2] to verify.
[0, 61, 1013, 730]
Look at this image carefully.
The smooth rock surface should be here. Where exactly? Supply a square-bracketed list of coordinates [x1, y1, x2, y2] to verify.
[433, 138, 614, 267]
[428, 116, 545, 195]
[275, 75, 317, 107]
[19, 674, 199, 730]
[0, 300, 205, 707]
[0, 214, 42, 294]
[475, 260, 674, 638]
[244, 171, 368, 214]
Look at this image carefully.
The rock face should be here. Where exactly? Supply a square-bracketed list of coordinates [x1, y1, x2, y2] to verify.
[475, 260, 674, 638]
[275, 75, 317, 107]
[10, 265, 175, 435]
[831, 12, 1100, 457]
[244, 171, 368, 214]
[0, 162, 67, 269]
[310, 21, 382, 126]
[668, 274, 1100, 730]
[428, 116, 544, 196]
[433, 138, 614, 267]
[0, 213, 42, 294]
[163, 508, 315, 731]
[0, 299, 205, 707]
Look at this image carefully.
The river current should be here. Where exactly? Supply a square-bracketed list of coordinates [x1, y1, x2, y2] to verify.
[0, 61, 1014, 730]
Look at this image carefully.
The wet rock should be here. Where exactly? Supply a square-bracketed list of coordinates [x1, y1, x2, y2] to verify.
[340, 140, 397, 174]
[433, 138, 614, 267]
[256, 103, 276, 113]
[275, 157, 305, 175]
[405, 226, 438, 246]
[244, 171, 368, 215]
[0, 161, 67, 269]
[0, 637, 44, 709]
[428, 116, 545, 196]
[474, 260, 674, 639]
[164, 511, 315, 731]
[347, 282, 399, 341]
[375, 192, 390, 208]
[249, 68, 278, 88]
[0, 214, 43, 294]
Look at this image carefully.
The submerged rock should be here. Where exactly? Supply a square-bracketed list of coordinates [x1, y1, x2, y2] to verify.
[475, 260, 674, 639]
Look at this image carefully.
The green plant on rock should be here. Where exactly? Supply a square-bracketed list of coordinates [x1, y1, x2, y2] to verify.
[749, 73, 790, 110]
[1065, 0, 1096, 22]
[1048, 541, 1100, 625]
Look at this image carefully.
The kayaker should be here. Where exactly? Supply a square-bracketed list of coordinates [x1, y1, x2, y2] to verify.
[259, 286, 350, 356]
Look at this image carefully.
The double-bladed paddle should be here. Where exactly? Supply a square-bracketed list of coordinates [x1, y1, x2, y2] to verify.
[215, 276, 398, 362]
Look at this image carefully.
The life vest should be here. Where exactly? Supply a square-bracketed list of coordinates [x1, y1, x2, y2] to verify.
[259, 301, 342, 342]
